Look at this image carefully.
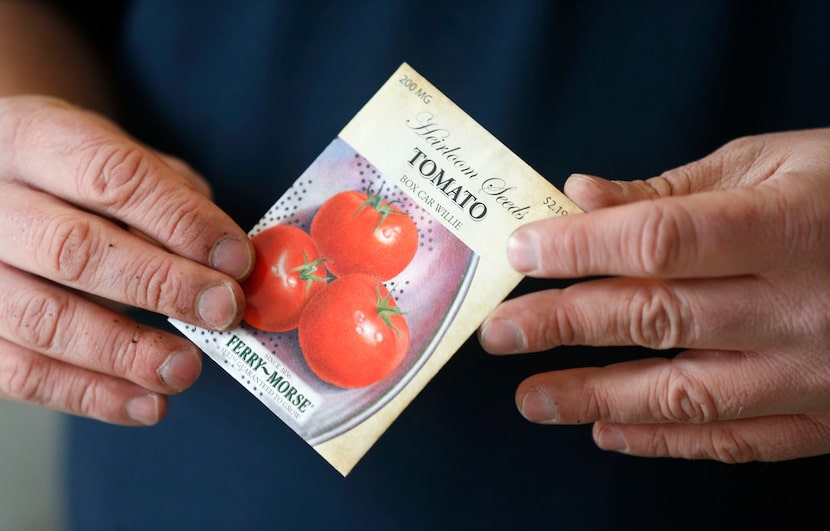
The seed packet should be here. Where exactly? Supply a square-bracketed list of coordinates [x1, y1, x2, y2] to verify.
[170, 63, 580, 476]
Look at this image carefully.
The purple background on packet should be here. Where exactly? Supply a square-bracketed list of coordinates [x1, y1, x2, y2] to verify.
[243, 137, 478, 444]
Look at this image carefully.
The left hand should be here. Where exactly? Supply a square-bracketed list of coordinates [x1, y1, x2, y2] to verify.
[479, 129, 830, 463]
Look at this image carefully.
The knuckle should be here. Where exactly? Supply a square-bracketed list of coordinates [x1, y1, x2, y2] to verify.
[583, 386, 614, 424]
[643, 430, 673, 457]
[39, 215, 99, 283]
[79, 142, 151, 211]
[560, 226, 592, 273]
[2, 353, 49, 404]
[126, 255, 185, 312]
[627, 283, 686, 349]
[643, 425, 757, 463]
[104, 326, 148, 381]
[74, 377, 103, 419]
[647, 169, 687, 197]
[153, 196, 211, 251]
[545, 302, 578, 346]
[707, 427, 758, 463]
[637, 205, 690, 276]
[5, 289, 71, 351]
[113, 340, 142, 379]
[651, 366, 718, 423]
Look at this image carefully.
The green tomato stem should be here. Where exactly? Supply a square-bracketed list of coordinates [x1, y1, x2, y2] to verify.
[375, 283, 406, 336]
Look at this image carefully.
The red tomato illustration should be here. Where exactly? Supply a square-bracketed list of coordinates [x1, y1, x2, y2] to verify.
[298, 274, 410, 388]
[310, 188, 418, 280]
[242, 225, 328, 332]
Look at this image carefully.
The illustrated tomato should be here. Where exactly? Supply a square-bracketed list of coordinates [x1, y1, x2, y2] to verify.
[298, 274, 410, 388]
[309, 186, 418, 280]
[242, 225, 328, 332]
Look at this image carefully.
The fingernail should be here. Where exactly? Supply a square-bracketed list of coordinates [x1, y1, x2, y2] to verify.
[209, 236, 253, 280]
[564, 172, 628, 203]
[567, 172, 624, 191]
[507, 230, 538, 273]
[197, 283, 238, 330]
[566, 172, 600, 185]
[158, 347, 202, 392]
[480, 318, 525, 354]
[126, 393, 161, 425]
[563, 173, 600, 196]
[520, 388, 559, 423]
[596, 426, 628, 453]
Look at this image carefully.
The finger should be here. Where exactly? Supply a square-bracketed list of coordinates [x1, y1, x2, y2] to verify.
[593, 414, 830, 463]
[563, 174, 669, 211]
[0, 263, 202, 394]
[0, 97, 252, 280]
[0, 337, 168, 425]
[562, 164, 739, 212]
[480, 275, 789, 354]
[513, 350, 830, 426]
[0, 185, 244, 330]
[126, 154, 212, 247]
[508, 184, 790, 279]
[562, 133, 793, 211]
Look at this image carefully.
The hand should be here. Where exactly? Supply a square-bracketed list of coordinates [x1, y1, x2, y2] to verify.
[0, 96, 253, 425]
[479, 129, 830, 463]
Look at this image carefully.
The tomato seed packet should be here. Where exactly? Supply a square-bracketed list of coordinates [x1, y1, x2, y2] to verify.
[170, 63, 580, 476]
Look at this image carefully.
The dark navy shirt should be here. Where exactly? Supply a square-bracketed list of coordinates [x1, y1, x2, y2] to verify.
[63, 2, 830, 529]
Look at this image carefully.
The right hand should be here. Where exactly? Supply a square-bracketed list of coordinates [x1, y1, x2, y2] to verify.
[0, 96, 254, 425]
